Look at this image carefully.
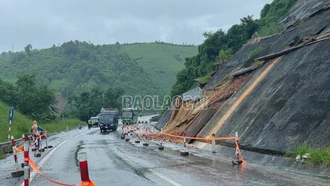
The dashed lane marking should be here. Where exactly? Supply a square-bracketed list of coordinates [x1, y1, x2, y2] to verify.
[20, 131, 86, 186]
[149, 169, 182, 186]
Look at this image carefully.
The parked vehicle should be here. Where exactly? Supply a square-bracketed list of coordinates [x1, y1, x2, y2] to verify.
[98, 109, 119, 132]
[90, 117, 99, 127]
[121, 108, 139, 125]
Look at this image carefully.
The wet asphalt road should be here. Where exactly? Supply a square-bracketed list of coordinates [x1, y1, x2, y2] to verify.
[1, 115, 329, 186]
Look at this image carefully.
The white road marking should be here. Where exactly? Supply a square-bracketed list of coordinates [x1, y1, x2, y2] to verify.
[149, 169, 182, 186]
[20, 131, 86, 186]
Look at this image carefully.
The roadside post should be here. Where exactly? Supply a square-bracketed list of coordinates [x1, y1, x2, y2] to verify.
[235, 132, 239, 160]
[125, 127, 130, 142]
[143, 128, 149, 146]
[212, 133, 216, 153]
[135, 123, 139, 131]
[23, 134, 30, 186]
[121, 125, 125, 139]
[180, 131, 189, 156]
[232, 132, 243, 165]
[158, 128, 164, 150]
[135, 129, 140, 143]
[44, 130, 53, 149]
[78, 152, 95, 186]
[8, 106, 14, 141]
[11, 136, 24, 177]
[34, 135, 41, 157]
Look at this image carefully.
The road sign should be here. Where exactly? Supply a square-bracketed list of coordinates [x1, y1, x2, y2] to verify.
[8, 106, 14, 122]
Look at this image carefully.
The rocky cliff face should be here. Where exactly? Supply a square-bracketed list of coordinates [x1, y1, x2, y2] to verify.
[159, 0, 330, 154]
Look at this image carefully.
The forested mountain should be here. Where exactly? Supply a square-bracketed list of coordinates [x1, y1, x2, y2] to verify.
[0, 42, 197, 103]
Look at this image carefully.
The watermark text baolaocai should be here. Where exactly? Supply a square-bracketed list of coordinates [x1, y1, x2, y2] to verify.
[121, 95, 206, 111]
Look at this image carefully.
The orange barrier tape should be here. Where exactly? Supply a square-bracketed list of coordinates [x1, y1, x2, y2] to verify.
[15, 137, 93, 186]
[158, 132, 237, 141]
[29, 134, 46, 148]
[235, 140, 244, 162]
[15, 147, 24, 154]
[28, 158, 75, 186]
[131, 129, 237, 141]
[14, 147, 78, 185]
[127, 126, 244, 161]
[16, 144, 24, 149]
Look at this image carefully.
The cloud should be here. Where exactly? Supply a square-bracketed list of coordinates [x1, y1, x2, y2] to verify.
[0, 0, 272, 52]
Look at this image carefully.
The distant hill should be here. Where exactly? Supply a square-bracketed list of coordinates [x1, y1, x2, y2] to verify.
[121, 43, 198, 96]
[0, 42, 197, 108]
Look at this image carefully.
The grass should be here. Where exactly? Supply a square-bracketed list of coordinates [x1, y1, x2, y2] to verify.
[0, 101, 83, 143]
[248, 46, 263, 59]
[0, 150, 4, 159]
[258, 23, 285, 37]
[38, 118, 83, 135]
[195, 75, 211, 84]
[290, 144, 330, 166]
[121, 43, 198, 95]
[252, 60, 265, 68]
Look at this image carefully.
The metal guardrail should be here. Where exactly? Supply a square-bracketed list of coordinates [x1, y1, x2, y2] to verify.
[0, 133, 55, 154]
[0, 138, 23, 154]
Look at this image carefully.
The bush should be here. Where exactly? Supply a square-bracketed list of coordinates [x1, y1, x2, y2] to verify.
[249, 47, 264, 59]
[291, 144, 330, 165]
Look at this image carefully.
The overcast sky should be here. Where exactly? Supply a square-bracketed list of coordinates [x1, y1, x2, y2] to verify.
[0, 0, 272, 53]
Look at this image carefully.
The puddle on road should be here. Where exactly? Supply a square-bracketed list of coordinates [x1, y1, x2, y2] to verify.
[75, 140, 85, 167]
[86, 130, 99, 135]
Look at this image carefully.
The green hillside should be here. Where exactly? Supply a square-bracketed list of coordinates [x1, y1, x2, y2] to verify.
[121, 43, 197, 95]
[0, 42, 197, 104]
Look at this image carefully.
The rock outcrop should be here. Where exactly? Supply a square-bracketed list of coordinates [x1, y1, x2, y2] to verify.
[158, 0, 330, 154]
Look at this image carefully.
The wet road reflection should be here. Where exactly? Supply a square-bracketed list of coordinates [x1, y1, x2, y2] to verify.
[1, 115, 327, 186]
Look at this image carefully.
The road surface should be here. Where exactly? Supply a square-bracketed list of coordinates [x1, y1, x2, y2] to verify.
[0, 115, 329, 186]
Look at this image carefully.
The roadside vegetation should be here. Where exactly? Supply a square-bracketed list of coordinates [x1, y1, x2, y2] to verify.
[66, 87, 124, 121]
[290, 144, 330, 166]
[0, 101, 82, 143]
[170, 0, 297, 97]
[0, 150, 4, 159]
[0, 74, 57, 122]
[248, 46, 264, 59]
[0, 71, 125, 123]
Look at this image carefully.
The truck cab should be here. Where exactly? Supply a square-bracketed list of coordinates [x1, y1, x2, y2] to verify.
[98, 110, 118, 132]
[121, 108, 139, 125]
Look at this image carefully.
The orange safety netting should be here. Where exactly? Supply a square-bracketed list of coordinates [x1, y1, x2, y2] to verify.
[129, 128, 244, 162]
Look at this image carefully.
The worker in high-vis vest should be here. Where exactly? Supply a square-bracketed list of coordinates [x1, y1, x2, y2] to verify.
[88, 119, 92, 129]
[30, 120, 45, 153]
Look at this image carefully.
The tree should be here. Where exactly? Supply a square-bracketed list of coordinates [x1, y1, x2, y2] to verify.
[15, 74, 57, 121]
[260, 4, 271, 18]
[240, 15, 259, 39]
[0, 79, 17, 106]
[203, 31, 213, 38]
[216, 49, 232, 67]
[24, 44, 32, 56]
[62, 41, 79, 55]
[69, 87, 125, 121]
[104, 87, 125, 109]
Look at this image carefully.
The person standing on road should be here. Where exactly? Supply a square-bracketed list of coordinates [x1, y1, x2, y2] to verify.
[30, 120, 45, 154]
[88, 119, 92, 129]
